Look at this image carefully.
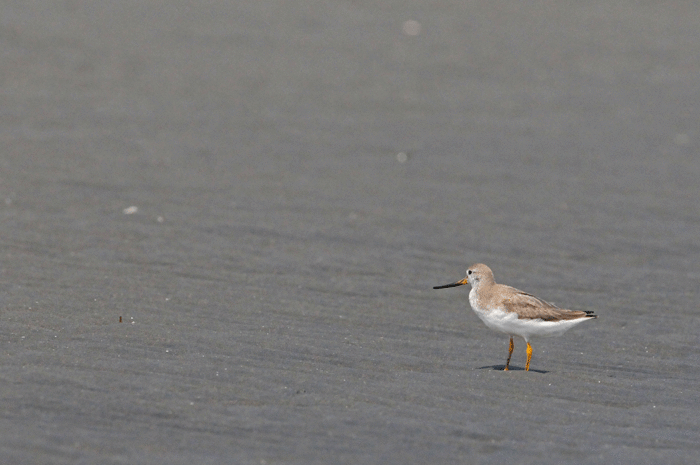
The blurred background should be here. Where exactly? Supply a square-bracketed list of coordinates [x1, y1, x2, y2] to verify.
[0, 1, 698, 463]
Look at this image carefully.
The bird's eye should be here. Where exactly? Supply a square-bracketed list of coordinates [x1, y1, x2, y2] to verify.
[468, 270, 472, 275]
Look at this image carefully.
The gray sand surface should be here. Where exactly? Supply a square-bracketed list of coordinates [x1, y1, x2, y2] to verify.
[1, 1, 699, 463]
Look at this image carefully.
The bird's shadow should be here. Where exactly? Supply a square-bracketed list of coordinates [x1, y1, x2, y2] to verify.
[478, 365, 548, 374]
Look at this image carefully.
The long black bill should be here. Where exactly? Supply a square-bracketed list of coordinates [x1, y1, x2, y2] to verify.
[433, 277, 468, 290]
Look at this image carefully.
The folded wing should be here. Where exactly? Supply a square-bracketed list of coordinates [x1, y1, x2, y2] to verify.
[500, 287, 596, 321]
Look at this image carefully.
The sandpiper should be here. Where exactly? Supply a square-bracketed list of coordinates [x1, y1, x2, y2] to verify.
[434, 263, 596, 371]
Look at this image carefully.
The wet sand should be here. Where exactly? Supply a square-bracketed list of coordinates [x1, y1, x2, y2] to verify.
[1, 1, 699, 463]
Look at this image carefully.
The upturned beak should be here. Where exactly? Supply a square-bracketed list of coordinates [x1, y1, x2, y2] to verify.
[433, 276, 469, 290]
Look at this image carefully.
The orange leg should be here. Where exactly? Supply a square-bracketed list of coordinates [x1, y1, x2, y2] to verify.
[504, 336, 514, 371]
[525, 341, 533, 371]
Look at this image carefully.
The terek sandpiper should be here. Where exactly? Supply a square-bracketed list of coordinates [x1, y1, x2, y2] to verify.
[434, 263, 596, 371]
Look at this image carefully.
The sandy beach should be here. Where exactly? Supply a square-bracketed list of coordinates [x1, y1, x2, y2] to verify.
[1, 1, 699, 463]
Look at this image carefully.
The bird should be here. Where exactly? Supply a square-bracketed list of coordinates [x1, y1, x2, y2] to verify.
[433, 263, 596, 371]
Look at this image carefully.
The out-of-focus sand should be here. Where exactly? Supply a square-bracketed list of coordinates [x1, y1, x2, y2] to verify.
[1, 1, 699, 463]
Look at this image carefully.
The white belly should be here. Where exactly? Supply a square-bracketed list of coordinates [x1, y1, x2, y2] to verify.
[469, 302, 592, 342]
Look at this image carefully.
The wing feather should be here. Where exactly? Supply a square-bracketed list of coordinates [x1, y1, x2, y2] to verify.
[499, 287, 593, 321]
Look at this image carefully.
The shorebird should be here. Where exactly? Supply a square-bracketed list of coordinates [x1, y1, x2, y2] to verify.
[433, 263, 596, 371]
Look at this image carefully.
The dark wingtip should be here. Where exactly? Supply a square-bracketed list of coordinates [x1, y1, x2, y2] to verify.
[584, 310, 597, 318]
